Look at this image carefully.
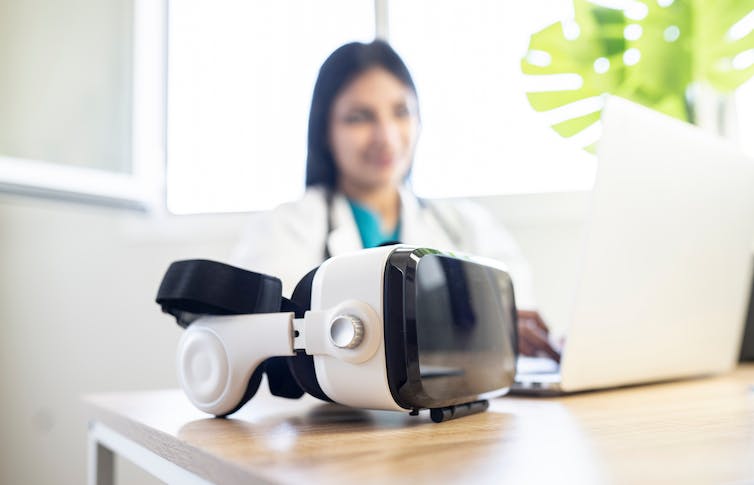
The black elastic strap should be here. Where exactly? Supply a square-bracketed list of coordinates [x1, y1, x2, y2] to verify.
[156, 259, 284, 328]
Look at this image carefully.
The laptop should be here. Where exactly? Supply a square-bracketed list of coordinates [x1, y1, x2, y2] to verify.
[514, 96, 754, 394]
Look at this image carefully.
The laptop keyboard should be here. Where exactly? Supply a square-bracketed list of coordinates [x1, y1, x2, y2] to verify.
[517, 355, 560, 375]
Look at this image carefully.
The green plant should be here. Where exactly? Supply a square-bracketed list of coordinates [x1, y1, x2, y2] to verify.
[521, 0, 754, 151]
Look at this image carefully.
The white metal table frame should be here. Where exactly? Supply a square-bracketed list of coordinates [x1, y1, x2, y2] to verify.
[87, 421, 213, 485]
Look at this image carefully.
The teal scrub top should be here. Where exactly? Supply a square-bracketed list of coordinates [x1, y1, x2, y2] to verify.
[347, 199, 401, 248]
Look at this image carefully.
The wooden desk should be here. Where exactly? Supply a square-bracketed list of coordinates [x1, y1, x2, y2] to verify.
[85, 365, 754, 484]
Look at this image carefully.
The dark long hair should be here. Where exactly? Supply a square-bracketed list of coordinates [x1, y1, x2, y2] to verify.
[305, 40, 418, 189]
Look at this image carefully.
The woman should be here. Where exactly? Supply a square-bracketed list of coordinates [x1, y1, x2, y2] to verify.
[233, 40, 558, 360]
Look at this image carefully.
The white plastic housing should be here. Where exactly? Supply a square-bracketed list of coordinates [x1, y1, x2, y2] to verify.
[177, 313, 295, 415]
[309, 246, 404, 411]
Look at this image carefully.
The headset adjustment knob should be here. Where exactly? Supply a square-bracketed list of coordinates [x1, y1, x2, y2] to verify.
[329, 315, 365, 349]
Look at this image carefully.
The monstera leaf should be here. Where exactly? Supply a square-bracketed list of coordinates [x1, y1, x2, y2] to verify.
[522, 0, 754, 150]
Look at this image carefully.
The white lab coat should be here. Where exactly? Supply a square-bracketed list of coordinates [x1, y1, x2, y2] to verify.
[232, 185, 536, 308]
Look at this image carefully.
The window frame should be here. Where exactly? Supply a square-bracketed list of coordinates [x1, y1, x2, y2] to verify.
[0, 0, 166, 212]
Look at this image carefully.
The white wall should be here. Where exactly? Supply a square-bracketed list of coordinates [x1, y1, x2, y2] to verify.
[0, 190, 588, 485]
[0, 195, 236, 485]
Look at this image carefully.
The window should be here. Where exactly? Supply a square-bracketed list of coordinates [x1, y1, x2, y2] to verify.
[0, 0, 164, 210]
[166, 0, 601, 213]
[389, 0, 598, 199]
[6, 1, 748, 213]
[166, 0, 375, 214]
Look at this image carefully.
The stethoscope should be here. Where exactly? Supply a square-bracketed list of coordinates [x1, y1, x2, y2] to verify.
[322, 189, 463, 260]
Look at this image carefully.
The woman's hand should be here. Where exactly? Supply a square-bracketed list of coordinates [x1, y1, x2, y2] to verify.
[517, 310, 561, 362]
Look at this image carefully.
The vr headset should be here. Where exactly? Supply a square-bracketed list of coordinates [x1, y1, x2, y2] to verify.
[156, 245, 518, 423]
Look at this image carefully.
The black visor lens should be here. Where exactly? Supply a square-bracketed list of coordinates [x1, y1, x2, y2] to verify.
[414, 254, 517, 401]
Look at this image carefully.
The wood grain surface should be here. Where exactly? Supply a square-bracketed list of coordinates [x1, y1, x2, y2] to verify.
[84, 364, 754, 484]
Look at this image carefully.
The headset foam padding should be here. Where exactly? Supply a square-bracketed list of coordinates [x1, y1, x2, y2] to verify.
[288, 266, 333, 402]
[264, 357, 305, 399]
[214, 365, 264, 418]
[263, 297, 306, 399]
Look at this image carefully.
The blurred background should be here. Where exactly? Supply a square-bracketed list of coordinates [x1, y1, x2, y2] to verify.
[1, 0, 753, 483]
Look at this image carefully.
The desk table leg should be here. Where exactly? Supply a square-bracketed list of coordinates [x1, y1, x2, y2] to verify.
[88, 425, 115, 485]
[86, 421, 215, 485]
